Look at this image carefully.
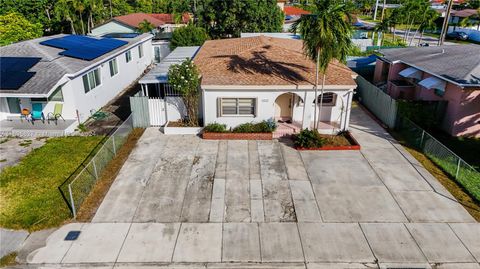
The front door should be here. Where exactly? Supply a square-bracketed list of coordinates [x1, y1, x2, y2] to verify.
[274, 93, 293, 121]
[6, 97, 21, 114]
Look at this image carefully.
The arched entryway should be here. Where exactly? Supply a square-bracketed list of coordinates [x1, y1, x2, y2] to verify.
[274, 93, 294, 121]
[273, 92, 304, 138]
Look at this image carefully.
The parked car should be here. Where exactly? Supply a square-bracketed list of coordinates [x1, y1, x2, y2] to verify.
[447, 31, 469, 40]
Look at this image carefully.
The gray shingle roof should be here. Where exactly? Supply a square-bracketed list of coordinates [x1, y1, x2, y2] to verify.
[0, 33, 152, 96]
[379, 45, 480, 87]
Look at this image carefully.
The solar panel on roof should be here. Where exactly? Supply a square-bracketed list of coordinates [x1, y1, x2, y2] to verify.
[102, 33, 140, 38]
[0, 57, 40, 90]
[40, 35, 128, 61]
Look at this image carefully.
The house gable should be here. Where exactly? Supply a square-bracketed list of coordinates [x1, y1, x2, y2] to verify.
[90, 21, 137, 37]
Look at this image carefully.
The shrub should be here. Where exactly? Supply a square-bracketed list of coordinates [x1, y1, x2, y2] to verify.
[232, 120, 277, 133]
[204, 123, 227, 133]
[294, 129, 325, 148]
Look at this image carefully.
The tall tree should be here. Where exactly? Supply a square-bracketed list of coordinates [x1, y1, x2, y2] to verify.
[54, 0, 78, 34]
[291, 0, 352, 129]
[170, 23, 208, 49]
[197, 0, 283, 38]
[0, 12, 43, 46]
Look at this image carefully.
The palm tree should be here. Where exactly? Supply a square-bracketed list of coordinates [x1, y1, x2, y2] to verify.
[290, 0, 352, 129]
[415, 8, 439, 44]
[138, 19, 155, 33]
[375, 17, 390, 46]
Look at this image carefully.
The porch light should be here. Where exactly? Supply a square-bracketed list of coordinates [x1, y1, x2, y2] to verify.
[418, 76, 447, 91]
[399, 67, 422, 80]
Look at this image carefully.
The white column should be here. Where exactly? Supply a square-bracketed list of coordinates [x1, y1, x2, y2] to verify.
[302, 90, 314, 130]
[342, 90, 354, 131]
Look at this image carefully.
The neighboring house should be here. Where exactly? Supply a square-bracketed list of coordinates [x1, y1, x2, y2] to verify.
[196, 36, 357, 133]
[0, 33, 153, 134]
[278, 4, 311, 32]
[373, 45, 480, 137]
[448, 9, 480, 42]
[91, 13, 191, 37]
[91, 13, 189, 64]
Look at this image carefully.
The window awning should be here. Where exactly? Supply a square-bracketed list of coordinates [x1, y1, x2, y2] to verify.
[418, 76, 447, 90]
[399, 67, 422, 79]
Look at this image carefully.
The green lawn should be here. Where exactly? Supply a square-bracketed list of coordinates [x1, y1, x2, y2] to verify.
[0, 136, 103, 231]
[430, 133, 480, 169]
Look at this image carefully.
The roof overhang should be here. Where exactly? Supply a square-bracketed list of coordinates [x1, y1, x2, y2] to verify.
[399, 67, 422, 79]
[201, 84, 357, 91]
[380, 59, 480, 88]
[418, 76, 447, 90]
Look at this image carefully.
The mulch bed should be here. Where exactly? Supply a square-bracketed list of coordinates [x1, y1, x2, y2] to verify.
[167, 121, 198, 127]
[296, 131, 361, 150]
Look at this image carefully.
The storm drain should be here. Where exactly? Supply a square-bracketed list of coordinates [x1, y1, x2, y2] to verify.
[64, 231, 81, 241]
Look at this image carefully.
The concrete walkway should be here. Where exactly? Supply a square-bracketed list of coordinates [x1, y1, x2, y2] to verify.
[24, 107, 479, 268]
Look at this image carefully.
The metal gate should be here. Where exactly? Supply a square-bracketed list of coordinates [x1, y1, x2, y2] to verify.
[148, 97, 165, 126]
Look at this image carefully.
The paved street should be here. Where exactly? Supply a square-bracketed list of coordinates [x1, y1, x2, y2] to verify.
[25, 107, 480, 268]
[358, 19, 458, 47]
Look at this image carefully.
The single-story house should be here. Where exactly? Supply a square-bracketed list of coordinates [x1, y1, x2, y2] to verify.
[91, 13, 191, 37]
[196, 36, 357, 133]
[0, 33, 153, 135]
[373, 45, 480, 137]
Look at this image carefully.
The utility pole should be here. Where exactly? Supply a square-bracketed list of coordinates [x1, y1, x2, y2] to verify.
[439, 0, 454, 45]
[373, 0, 380, 20]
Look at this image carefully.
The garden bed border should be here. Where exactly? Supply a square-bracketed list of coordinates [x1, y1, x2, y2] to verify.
[163, 121, 203, 135]
[202, 132, 273, 140]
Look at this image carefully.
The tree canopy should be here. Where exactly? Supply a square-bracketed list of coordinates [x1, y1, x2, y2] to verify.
[170, 23, 208, 49]
[196, 0, 284, 38]
[0, 12, 43, 46]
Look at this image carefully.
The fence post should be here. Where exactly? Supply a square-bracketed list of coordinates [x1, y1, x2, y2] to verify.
[92, 158, 98, 179]
[419, 130, 425, 149]
[112, 136, 117, 156]
[68, 184, 76, 218]
[455, 158, 461, 179]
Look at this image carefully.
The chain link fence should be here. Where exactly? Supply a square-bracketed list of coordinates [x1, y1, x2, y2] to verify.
[59, 115, 134, 218]
[397, 117, 480, 202]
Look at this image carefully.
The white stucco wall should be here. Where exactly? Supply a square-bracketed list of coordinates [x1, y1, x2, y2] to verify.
[202, 88, 354, 130]
[91, 21, 136, 37]
[70, 40, 153, 122]
[0, 36, 154, 124]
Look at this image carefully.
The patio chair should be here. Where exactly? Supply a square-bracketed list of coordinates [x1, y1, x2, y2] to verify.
[20, 108, 30, 122]
[47, 103, 65, 124]
[31, 103, 45, 123]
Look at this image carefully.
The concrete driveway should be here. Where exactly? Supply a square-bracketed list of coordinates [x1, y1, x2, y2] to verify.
[26, 107, 479, 268]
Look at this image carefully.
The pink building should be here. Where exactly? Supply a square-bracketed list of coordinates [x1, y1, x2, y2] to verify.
[373, 45, 480, 138]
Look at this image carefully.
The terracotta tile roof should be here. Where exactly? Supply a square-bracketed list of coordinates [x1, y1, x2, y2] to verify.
[114, 13, 165, 28]
[194, 36, 356, 87]
[114, 13, 190, 29]
[150, 13, 191, 24]
[284, 6, 311, 16]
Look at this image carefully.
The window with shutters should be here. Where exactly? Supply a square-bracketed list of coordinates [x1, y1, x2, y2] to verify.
[220, 98, 256, 116]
